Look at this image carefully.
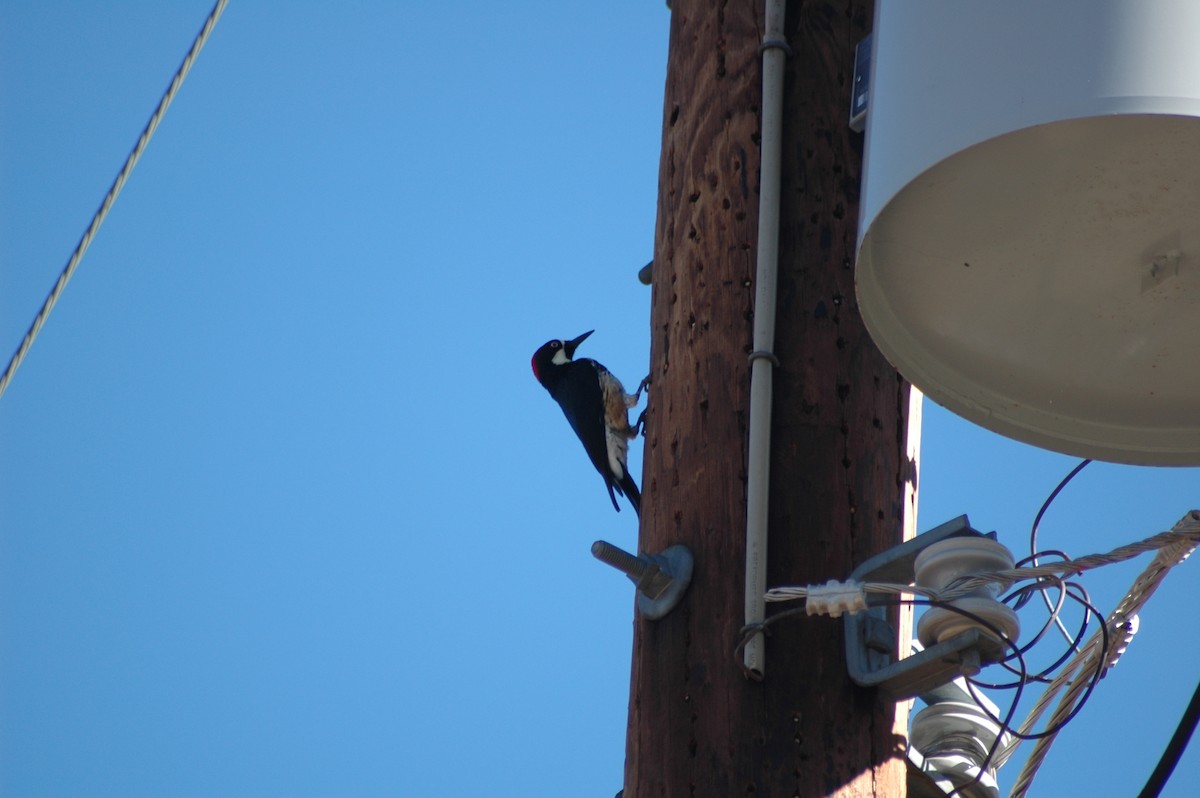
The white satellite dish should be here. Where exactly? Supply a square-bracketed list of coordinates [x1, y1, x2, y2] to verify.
[856, 0, 1200, 465]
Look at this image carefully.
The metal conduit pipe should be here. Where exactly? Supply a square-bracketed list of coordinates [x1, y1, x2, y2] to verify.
[743, 0, 788, 679]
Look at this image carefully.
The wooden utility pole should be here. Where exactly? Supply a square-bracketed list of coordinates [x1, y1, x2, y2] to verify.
[627, 1, 917, 795]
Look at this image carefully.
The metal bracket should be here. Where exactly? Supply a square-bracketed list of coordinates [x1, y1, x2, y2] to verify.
[844, 515, 1005, 700]
[592, 540, 693, 620]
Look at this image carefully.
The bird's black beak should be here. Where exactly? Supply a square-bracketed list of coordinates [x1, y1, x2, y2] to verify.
[564, 330, 593, 358]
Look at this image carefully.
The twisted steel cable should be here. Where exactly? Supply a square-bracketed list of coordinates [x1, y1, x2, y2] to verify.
[0, 0, 229, 401]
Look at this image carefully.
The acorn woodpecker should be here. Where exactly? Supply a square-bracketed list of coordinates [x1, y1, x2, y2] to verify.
[531, 330, 647, 516]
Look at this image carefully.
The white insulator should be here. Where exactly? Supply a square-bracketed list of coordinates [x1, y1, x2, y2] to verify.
[915, 537, 1020, 650]
[911, 699, 1011, 798]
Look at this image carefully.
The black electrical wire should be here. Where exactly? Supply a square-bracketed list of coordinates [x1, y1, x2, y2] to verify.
[987, 579, 1095, 687]
[968, 588, 1110, 744]
[983, 578, 1076, 687]
[1020, 582, 1094, 683]
[1028, 458, 1093, 558]
[901, 598, 1028, 798]
[901, 590, 1109, 798]
[747, 597, 1033, 798]
[1011, 559, 1098, 674]
[1004, 577, 1071, 656]
[1017, 458, 1094, 588]
[1137, 679, 1200, 798]
[744, 500, 1115, 795]
[1018, 458, 1092, 648]
[1013, 548, 1074, 570]
[734, 606, 807, 678]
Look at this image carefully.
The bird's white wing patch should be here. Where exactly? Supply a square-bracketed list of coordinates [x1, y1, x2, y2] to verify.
[597, 368, 636, 478]
[605, 426, 628, 479]
[598, 370, 632, 430]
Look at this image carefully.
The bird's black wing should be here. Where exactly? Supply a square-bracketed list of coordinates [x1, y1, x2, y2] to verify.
[619, 470, 640, 516]
[552, 360, 622, 511]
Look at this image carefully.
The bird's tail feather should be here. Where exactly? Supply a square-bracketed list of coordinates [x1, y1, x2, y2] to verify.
[605, 482, 621, 513]
[620, 472, 641, 518]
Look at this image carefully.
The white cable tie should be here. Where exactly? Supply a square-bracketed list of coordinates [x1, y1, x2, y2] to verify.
[804, 579, 868, 618]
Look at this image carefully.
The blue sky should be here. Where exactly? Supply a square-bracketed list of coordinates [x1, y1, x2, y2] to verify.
[1, 3, 1196, 797]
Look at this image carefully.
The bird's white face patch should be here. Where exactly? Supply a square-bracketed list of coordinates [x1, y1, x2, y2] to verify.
[551, 345, 571, 365]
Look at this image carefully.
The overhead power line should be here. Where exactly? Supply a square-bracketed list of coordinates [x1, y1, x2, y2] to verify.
[0, 0, 229, 401]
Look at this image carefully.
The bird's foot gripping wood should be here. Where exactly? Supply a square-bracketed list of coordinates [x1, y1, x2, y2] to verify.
[634, 374, 651, 401]
[625, 375, 650, 436]
[622, 375, 650, 410]
[633, 408, 648, 438]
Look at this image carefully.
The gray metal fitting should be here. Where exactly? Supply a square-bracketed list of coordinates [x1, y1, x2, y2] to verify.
[591, 540, 693, 620]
